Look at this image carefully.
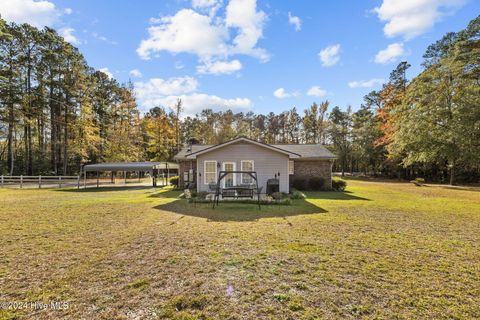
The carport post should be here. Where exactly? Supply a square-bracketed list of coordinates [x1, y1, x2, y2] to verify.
[124, 171, 127, 184]
[166, 162, 170, 185]
[83, 169, 86, 188]
[96, 171, 99, 188]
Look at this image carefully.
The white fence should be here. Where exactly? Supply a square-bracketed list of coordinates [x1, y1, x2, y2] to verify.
[0, 175, 80, 189]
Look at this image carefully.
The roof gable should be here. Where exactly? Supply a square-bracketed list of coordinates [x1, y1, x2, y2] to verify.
[185, 137, 301, 159]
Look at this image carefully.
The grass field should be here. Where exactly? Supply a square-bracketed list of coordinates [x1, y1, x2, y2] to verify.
[1, 179, 479, 319]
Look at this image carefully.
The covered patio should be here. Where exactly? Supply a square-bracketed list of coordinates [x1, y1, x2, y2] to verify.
[82, 162, 179, 188]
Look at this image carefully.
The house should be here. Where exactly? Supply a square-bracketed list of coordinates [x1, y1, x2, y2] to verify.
[173, 137, 336, 193]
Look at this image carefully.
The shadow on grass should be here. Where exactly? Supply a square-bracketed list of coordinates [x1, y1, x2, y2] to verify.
[438, 185, 480, 193]
[55, 185, 159, 192]
[305, 190, 371, 201]
[154, 199, 327, 222]
[148, 189, 183, 198]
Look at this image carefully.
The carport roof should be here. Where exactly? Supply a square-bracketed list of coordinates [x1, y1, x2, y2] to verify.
[83, 162, 178, 172]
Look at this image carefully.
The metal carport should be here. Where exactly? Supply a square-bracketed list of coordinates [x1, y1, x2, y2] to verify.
[82, 162, 179, 188]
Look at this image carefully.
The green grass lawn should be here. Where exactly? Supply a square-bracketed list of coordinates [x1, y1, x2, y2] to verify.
[0, 180, 479, 319]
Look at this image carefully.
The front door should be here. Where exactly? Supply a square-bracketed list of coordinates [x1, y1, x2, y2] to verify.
[223, 162, 236, 188]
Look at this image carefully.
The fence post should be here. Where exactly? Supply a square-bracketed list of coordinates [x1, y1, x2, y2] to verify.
[59, 176, 62, 188]
[1, 175, 3, 187]
[39, 175, 42, 189]
[20, 175, 23, 188]
[77, 175, 80, 189]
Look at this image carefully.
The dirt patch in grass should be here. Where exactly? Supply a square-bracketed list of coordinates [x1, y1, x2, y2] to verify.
[0, 182, 479, 319]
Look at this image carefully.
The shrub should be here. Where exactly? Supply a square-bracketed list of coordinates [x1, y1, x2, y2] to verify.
[272, 192, 287, 200]
[332, 179, 347, 191]
[169, 175, 179, 187]
[308, 176, 326, 190]
[290, 190, 306, 200]
[291, 177, 307, 190]
[411, 177, 426, 186]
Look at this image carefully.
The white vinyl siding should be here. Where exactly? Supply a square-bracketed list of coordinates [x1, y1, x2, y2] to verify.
[196, 142, 290, 193]
[241, 160, 254, 184]
[204, 160, 217, 184]
[289, 160, 294, 175]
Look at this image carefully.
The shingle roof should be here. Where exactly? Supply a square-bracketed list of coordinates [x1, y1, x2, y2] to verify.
[174, 140, 335, 160]
[173, 145, 213, 160]
[272, 144, 336, 159]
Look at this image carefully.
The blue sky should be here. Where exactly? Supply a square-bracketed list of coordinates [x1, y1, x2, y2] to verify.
[1, 0, 478, 116]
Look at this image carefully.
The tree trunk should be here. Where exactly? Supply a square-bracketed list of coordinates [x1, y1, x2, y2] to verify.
[449, 160, 455, 185]
[63, 93, 69, 175]
[49, 81, 57, 174]
[7, 109, 14, 175]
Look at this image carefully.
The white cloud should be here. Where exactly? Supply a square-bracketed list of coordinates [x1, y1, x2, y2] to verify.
[64, 8, 73, 15]
[59, 27, 81, 45]
[192, 0, 221, 16]
[273, 88, 289, 99]
[225, 0, 268, 61]
[137, 9, 229, 60]
[197, 59, 242, 75]
[318, 44, 341, 67]
[138, 0, 268, 64]
[135, 76, 251, 115]
[142, 93, 252, 116]
[374, 0, 465, 40]
[288, 12, 301, 31]
[0, 0, 60, 28]
[374, 42, 405, 64]
[99, 68, 113, 79]
[348, 78, 385, 88]
[307, 86, 327, 97]
[129, 69, 142, 78]
[135, 77, 198, 99]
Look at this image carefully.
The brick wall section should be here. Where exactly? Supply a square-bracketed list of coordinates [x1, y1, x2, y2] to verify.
[292, 160, 333, 188]
[178, 160, 196, 188]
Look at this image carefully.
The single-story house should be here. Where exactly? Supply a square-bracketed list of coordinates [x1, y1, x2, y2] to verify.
[174, 136, 336, 193]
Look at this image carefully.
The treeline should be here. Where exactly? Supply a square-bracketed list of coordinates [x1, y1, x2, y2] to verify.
[1, 16, 479, 183]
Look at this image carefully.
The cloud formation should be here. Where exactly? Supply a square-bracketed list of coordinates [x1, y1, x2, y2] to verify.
[374, 0, 465, 40]
[138, 0, 267, 62]
[348, 78, 385, 88]
[134, 76, 252, 115]
[273, 88, 299, 99]
[307, 86, 327, 97]
[318, 44, 341, 67]
[288, 12, 301, 31]
[129, 69, 142, 78]
[374, 42, 405, 64]
[197, 59, 242, 75]
[59, 27, 81, 45]
[0, 0, 60, 28]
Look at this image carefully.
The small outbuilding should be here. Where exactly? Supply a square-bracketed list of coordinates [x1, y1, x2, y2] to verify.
[82, 161, 178, 187]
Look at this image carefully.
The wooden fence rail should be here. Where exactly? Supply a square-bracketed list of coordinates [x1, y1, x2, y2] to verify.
[0, 175, 80, 189]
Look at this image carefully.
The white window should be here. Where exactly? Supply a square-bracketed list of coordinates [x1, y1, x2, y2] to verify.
[241, 160, 254, 184]
[289, 160, 294, 175]
[204, 160, 217, 184]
